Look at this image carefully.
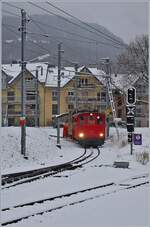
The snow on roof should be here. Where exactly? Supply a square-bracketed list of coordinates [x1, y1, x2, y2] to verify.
[3, 63, 139, 90]
[45, 67, 75, 87]
[111, 74, 139, 91]
[2, 62, 48, 84]
[2, 63, 107, 87]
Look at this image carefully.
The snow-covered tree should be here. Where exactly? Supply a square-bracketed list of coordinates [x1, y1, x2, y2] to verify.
[116, 34, 148, 83]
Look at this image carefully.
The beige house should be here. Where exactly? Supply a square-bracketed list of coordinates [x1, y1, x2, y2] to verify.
[2, 63, 148, 127]
[2, 63, 108, 126]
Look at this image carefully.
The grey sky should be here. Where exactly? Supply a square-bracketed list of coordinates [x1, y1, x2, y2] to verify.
[2, 1, 149, 43]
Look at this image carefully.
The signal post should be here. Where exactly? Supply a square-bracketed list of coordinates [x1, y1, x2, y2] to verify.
[126, 87, 136, 155]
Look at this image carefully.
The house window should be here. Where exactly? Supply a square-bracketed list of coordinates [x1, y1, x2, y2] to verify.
[68, 104, 74, 110]
[68, 91, 74, 96]
[25, 77, 33, 81]
[78, 78, 88, 87]
[97, 92, 100, 101]
[85, 78, 88, 85]
[8, 105, 15, 110]
[52, 104, 58, 115]
[8, 91, 15, 101]
[101, 92, 106, 102]
[26, 91, 36, 100]
[52, 91, 58, 101]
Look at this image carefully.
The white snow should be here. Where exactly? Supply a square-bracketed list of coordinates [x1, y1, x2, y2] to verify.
[1, 126, 149, 227]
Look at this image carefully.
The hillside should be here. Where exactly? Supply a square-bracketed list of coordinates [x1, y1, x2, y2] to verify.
[2, 14, 125, 65]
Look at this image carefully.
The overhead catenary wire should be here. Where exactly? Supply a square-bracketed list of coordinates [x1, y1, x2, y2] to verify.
[2, 9, 21, 18]
[28, 1, 126, 48]
[2, 24, 51, 58]
[3, 2, 22, 10]
[3, 1, 125, 49]
[27, 15, 123, 49]
[46, 1, 127, 47]
[3, 18, 123, 50]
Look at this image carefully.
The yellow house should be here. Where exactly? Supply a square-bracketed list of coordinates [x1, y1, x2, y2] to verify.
[2, 63, 107, 126]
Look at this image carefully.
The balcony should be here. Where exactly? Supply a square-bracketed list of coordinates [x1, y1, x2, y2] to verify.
[66, 96, 106, 105]
[7, 109, 40, 117]
[7, 110, 21, 116]
[77, 84, 96, 89]
[25, 81, 36, 90]
[66, 96, 76, 103]
[7, 97, 21, 104]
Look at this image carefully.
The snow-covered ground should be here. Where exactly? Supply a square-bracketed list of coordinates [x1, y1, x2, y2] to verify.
[1, 126, 149, 227]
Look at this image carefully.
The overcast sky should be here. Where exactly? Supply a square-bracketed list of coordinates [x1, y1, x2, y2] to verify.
[2, 1, 149, 44]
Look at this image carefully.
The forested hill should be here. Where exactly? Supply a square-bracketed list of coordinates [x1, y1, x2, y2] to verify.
[2, 14, 125, 65]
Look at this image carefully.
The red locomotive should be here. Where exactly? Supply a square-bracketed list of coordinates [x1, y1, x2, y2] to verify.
[63, 111, 106, 147]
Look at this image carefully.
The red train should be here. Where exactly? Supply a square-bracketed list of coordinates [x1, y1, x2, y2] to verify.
[63, 111, 106, 147]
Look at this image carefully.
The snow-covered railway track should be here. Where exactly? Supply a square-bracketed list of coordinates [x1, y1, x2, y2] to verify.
[1, 174, 148, 226]
[2, 147, 100, 189]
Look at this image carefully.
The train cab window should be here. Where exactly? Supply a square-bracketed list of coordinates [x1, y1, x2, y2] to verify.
[88, 116, 95, 125]
[79, 115, 84, 125]
[73, 118, 77, 126]
[97, 116, 103, 124]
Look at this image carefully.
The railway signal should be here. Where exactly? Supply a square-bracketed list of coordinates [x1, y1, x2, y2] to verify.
[128, 133, 132, 143]
[126, 87, 136, 155]
[127, 87, 136, 105]
[126, 105, 135, 117]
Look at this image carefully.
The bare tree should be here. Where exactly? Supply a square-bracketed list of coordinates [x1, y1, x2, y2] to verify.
[115, 34, 148, 83]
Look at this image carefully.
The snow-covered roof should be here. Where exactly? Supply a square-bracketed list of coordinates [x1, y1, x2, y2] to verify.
[2, 62, 48, 84]
[111, 74, 139, 92]
[45, 67, 75, 87]
[2, 63, 107, 87]
[3, 63, 140, 90]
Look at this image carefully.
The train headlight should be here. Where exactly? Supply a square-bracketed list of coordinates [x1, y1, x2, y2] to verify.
[99, 133, 104, 137]
[79, 132, 84, 138]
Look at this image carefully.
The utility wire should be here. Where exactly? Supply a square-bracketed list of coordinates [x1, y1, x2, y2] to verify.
[27, 17, 123, 49]
[27, 15, 122, 48]
[28, 1, 125, 48]
[2, 24, 50, 56]
[46, 1, 126, 47]
[2, 9, 20, 18]
[3, 14, 122, 49]
[26, 13, 49, 35]
[3, 1, 125, 49]
[2, 24, 19, 36]
[27, 30, 93, 44]
[3, 2, 22, 10]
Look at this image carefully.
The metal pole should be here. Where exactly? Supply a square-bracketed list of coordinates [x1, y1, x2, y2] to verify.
[106, 59, 110, 137]
[21, 9, 27, 158]
[74, 63, 78, 113]
[35, 68, 39, 127]
[96, 41, 98, 66]
[131, 132, 133, 155]
[57, 43, 64, 148]
[5, 76, 8, 126]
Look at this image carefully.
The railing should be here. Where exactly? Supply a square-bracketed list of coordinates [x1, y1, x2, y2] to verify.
[77, 84, 95, 89]
[8, 97, 21, 103]
[2, 96, 40, 104]
[7, 110, 21, 116]
[66, 96, 76, 103]
[66, 96, 107, 104]
[7, 110, 40, 116]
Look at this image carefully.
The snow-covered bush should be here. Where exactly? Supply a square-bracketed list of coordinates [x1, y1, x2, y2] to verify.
[136, 151, 149, 165]
[110, 133, 127, 148]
